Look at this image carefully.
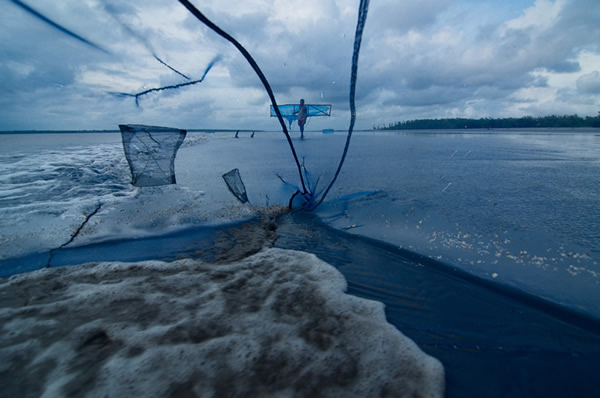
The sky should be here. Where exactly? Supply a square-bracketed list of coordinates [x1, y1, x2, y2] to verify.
[0, 0, 599, 131]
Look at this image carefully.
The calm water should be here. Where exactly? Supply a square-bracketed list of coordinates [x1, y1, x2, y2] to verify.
[312, 129, 600, 315]
[177, 128, 600, 316]
[1, 129, 599, 397]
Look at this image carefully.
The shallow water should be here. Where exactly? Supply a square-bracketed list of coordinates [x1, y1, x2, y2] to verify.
[1, 129, 599, 314]
[1, 129, 599, 396]
[4, 210, 599, 397]
[312, 130, 600, 314]
[275, 211, 600, 398]
[175, 129, 600, 316]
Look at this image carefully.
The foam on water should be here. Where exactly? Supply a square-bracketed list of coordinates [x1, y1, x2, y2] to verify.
[0, 248, 444, 397]
[0, 140, 132, 257]
[0, 133, 252, 258]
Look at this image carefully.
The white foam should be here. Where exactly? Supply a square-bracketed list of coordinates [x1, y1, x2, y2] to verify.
[0, 248, 444, 397]
[0, 139, 253, 257]
[0, 142, 134, 257]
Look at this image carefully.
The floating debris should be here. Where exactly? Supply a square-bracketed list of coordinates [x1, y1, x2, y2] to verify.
[222, 168, 249, 204]
[119, 124, 187, 187]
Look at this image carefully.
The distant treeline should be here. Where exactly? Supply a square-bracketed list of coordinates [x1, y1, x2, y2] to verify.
[379, 114, 600, 130]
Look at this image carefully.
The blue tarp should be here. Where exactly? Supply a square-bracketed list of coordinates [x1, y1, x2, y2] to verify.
[270, 104, 332, 127]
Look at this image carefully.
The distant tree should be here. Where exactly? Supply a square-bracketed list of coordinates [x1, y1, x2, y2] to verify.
[378, 114, 599, 130]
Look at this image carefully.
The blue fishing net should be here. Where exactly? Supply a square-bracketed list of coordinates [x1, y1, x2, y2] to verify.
[119, 124, 187, 187]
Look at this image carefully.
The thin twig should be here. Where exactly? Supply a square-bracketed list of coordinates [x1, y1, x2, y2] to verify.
[46, 202, 103, 268]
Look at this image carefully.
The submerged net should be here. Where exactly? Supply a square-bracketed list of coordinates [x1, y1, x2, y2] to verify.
[119, 124, 187, 187]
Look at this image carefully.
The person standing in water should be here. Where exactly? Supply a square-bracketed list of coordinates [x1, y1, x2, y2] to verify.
[297, 99, 308, 139]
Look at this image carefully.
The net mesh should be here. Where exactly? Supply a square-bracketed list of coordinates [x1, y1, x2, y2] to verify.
[222, 168, 249, 203]
[119, 124, 187, 187]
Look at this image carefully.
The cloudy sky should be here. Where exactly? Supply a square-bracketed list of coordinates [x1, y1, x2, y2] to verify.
[1, 0, 599, 131]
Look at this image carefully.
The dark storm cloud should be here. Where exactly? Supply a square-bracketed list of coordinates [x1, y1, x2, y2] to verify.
[546, 61, 581, 73]
[577, 71, 600, 94]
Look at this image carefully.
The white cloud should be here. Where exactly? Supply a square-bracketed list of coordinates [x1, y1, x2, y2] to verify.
[503, 0, 563, 31]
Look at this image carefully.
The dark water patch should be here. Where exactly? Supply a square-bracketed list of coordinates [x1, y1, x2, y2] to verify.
[0, 215, 277, 277]
[274, 211, 600, 398]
